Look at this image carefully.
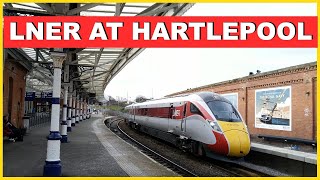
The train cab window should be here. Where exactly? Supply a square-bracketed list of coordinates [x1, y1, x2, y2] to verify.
[206, 101, 241, 122]
[190, 103, 202, 115]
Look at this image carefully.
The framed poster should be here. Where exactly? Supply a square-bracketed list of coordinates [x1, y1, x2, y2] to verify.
[255, 86, 291, 131]
[221, 93, 238, 109]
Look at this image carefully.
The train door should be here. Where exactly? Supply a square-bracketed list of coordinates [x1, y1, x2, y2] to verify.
[168, 104, 173, 131]
[181, 103, 187, 133]
[133, 106, 136, 122]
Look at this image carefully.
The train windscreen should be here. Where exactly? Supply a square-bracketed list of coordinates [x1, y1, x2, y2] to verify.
[206, 101, 242, 122]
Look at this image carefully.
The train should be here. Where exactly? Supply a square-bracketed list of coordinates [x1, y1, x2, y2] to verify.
[124, 92, 250, 158]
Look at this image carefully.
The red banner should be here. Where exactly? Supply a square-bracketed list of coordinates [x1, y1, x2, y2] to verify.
[3, 16, 317, 48]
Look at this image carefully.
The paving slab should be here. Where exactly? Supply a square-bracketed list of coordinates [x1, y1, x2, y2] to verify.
[251, 142, 317, 165]
[92, 115, 179, 176]
[4, 114, 178, 176]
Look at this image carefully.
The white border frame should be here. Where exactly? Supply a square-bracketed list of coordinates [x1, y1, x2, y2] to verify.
[221, 92, 239, 109]
[254, 86, 292, 131]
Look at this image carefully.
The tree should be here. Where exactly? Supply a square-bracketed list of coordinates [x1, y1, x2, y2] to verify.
[135, 95, 149, 103]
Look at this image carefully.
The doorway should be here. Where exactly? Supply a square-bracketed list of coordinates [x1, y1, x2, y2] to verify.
[8, 77, 13, 121]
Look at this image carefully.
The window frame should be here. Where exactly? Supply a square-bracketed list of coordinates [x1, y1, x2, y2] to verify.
[190, 103, 202, 116]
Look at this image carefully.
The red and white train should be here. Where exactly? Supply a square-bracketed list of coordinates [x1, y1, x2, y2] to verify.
[125, 92, 250, 157]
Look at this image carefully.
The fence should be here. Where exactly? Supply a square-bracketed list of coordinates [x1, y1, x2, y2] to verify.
[28, 112, 51, 128]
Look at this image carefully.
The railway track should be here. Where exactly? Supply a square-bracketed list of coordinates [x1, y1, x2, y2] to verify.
[104, 116, 272, 177]
[106, 117, 197, 176]
[210, 158, 271, 177]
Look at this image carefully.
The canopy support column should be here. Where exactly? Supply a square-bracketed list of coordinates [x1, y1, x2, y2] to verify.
[61, 86, 68, 143]
[43, 51, 66, 176]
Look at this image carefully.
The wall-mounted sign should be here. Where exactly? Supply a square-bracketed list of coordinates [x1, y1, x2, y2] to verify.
[41, 92, 53, 99]
[25, 92, 35, 101]
[255, 86, 291, 131]
[35, 92, 42, 98]
[34, 92, 53, 100]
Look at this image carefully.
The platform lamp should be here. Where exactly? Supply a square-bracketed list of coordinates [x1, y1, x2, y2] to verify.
[43, 48, 67, 176]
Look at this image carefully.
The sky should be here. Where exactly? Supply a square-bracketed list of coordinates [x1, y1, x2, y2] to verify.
[104, 3, 317, 102]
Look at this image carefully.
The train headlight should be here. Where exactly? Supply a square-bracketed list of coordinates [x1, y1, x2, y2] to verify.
[209, 121, 222, 132]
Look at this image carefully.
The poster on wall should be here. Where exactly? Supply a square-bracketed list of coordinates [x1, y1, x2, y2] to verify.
[255, 86, 291, 131]
[221, 93, 238, 109]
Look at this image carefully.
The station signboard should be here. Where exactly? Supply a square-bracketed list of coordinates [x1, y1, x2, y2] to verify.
[255, 86, 291, 131]
[41, 92, 53, 99]
[25, 92, 35, 101]
[35, 92, 42, 98]
[34, 92, 53, 99]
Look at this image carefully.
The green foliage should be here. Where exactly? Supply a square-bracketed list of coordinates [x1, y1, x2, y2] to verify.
[106, 105, 126, 112]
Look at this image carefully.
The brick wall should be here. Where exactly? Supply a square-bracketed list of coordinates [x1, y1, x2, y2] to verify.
[3, 59, 28, 128]
[313, 77, 317, 139]
[169, 62, 317, 141]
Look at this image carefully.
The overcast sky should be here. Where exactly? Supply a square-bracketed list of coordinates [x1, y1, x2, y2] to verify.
[104, 3, 317, 101]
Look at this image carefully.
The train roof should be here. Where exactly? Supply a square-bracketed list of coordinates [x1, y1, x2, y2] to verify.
[196, 92, 230, 103]
[126, 94, 195, 108]
[125, 91, 230, 109]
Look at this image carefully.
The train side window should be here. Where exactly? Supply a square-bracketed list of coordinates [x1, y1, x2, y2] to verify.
[190, 103, 201, 115]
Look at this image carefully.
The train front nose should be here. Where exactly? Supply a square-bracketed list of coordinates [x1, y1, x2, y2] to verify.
[224, 130, 250, 157]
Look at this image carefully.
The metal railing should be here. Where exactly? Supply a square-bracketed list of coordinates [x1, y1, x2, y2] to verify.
[28, 112, 51, 128]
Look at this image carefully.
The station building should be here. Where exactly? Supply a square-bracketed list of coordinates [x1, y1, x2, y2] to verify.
[168, 62, 317, 141]
[3, 49, 32, 128]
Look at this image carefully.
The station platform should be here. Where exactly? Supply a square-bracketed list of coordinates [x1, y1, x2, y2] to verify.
[251, 142, 317, 165]
[3, 114, 178, 177]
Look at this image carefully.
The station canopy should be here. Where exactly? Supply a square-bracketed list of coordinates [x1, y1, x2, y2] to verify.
[4, 3, 193, 102]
